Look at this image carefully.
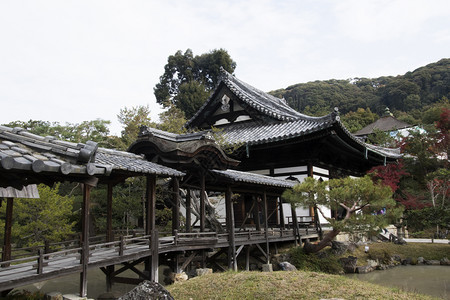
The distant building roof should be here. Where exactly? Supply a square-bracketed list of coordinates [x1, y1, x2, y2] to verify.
[354, 116, 412, 137]
[0, 125, 184, 189]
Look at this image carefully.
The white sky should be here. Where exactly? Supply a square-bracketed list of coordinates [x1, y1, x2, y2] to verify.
[1, 0, 449, 135]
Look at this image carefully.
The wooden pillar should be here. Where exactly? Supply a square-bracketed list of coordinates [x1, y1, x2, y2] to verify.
[279, 197, 285, 230]
[245, 246, 250, 271]
[80, 184, 91, 298]
[200, 173, 206, 232]
[2, 198, 13, 265]
[105, 182, 114, 292]
[150, 229, 159, 283]
[291, 205, 299, 246]
[106, 183, 113, 243]
[172, 177, 180, 235]
[186, 188, 191, 233]
[225, 185, 236, 271]
[263, 191, 269, 264]
[145, 175, 156, 276]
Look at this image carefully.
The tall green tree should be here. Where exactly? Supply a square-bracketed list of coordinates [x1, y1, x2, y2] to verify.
[0, 184, 75, 247]
[117, 105, 156, 149]
[154, 48, 236, 119]
[283, 176, 398, 253]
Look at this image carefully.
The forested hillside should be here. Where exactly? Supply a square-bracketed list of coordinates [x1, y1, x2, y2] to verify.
[270, 58, 450, 132]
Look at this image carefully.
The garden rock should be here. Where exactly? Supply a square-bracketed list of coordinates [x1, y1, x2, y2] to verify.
[118, 281, 174, 300]
[279, 261, 297, 271]
[440, 258, 450, 265]
[340, 256, 357, 273]
[424, 259, 440, 265]
[356, 266, 373, 273]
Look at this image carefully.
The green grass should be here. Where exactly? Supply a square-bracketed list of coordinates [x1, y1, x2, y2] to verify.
[166, 270, 437, 300]
[351, 242, 450, 265]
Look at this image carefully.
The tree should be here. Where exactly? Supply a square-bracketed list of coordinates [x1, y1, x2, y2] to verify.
[283, 176, 398, 253]
[341, 108, 378, 133]
[154, 48, 236, 119]
[0, 184, 76, 247]
[117, 105, 156, 149]
[156, 105, 188, 134]
[4, 119, 112, 147]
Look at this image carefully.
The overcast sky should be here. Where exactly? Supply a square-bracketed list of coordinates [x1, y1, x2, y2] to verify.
[1, 0, 449, 135]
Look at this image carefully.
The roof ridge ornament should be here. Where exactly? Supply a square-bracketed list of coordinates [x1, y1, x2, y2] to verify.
[77, 141, 98, 163]
[332, 107, 340, 121]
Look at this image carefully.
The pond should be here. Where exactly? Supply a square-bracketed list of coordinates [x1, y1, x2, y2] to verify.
[346, 265, 450, 299]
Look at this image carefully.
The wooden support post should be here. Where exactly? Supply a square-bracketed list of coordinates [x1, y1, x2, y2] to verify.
[186, 188, 191, 233]
[150, 230, 159, 283]
[2, 198, 13, 267]
[245, 246, 250, 271]
[254, 196, 261, 232]
[263, 191, 270, 264]
[37, 249, 44, 274]
[106, 265, 114, 292]
[291, 205, 299, 246]
[105, 182, 115, 292]
[146, 175, 156, 234]
[279, 197, 285, 230]
[145, 175, 156, 275]
[200, 173, 206, 232]
[80, 184, 91, 298]
[106, 183, 113, 243]
[225, 185, 236, 271]
[172, 177, 180, 235]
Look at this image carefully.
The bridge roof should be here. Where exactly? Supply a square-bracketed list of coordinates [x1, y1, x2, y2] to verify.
[211, 169, 295, 189]
[0, 125, 184, 189]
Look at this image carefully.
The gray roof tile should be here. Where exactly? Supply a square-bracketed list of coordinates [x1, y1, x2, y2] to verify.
[0, 126, 184, 183]
[211, 169, 296, 188]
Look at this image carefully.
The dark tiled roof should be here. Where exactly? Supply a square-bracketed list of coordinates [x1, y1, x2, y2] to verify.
[219, 116, 335, 146]
[354, 116, 412, 136]
[211, 169, 296, 188]
[0, 125, 184, 182]
[217, 116, 402, 159]
[187, 68, 325, 127]
[138, 126, 214, 142]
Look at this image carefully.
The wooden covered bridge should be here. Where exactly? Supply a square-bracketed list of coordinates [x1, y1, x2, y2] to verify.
[0, 125, 316, 297]
[0, 69, 400, 297]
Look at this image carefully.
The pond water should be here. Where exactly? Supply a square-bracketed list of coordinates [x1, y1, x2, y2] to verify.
[13, 266, 145, 299]
[346, 265, 450, 299]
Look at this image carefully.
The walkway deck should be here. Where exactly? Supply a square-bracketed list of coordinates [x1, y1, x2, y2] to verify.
[0, 228, 317, 292]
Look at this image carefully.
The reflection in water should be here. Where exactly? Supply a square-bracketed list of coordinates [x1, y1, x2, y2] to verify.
[13, 266, 145, 299]
[346, 265, 450, 299]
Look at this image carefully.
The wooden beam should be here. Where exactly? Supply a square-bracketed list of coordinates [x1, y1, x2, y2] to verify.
[80, 184, 91, 298]
[180, 252, 197, 272]
[2, 198, 13, 266]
